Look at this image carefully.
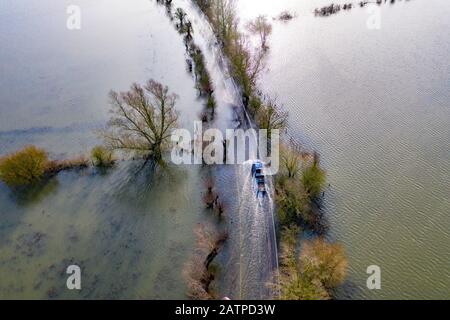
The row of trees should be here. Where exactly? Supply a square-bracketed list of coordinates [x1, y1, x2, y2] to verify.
[193, 0, 348, 300]
[156, 1, 218, 123]
[194, 0, 273, 110]
[275, 143, 348, 299]
[154, 1, 229, 299]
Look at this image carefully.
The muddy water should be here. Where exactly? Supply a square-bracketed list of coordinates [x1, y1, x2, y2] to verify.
[0, 0, 206, 299]
[236, 0, 450, 299]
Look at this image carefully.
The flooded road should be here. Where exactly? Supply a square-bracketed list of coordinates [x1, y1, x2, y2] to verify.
[172, 0, 279, 299]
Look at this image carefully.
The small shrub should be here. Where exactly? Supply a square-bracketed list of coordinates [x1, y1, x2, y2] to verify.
[248, 95, 262, 116]
[300, 239, 348, 289]
[91, 146, 114, 167]
[206, 95, 216, 110]
[301, 153, 326, 199]
[276, 178, 311, 226]
[0, 146, 48, 187]
[276, 230, 348, 300]
[278, 11, 294, 21]
[200, 111, 209, 122]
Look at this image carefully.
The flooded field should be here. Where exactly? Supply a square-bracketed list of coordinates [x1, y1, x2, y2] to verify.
[0, 0, 205, 299]
[1, 0, 449, 300]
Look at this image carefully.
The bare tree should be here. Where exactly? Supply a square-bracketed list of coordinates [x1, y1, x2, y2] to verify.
[256, 96, 288, 138]
[101, 79, 179, 165]
[247, 15, 273, 50]
[228, 34, 267, 98]
[281, 142, 303, 178]
[175, 7, 187, 28]
[211, 0, 236, 45]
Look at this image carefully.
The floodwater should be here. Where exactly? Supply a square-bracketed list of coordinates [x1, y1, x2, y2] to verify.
[0, 0, 276, 300]
[0, 0, 207, 299]
[236, 0, 450, 299]
[1, 0, 448, 300]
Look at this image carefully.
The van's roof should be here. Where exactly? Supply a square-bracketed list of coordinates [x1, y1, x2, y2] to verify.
[254, 161, 264, 168]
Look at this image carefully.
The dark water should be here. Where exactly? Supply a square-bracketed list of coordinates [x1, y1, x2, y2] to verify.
[237, 0, 450, 299]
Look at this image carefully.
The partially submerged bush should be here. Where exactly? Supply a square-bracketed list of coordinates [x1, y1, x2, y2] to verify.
[248, 95, 262, 117]
[0, 146, 48, 187]
[183, 224, 228, 300]
[300, 238, 348, 289]
[276, 145, 326, 229]
[276, 177, 311, 226]
[275, 228, 348, 300]
[256, 97, 288, 138]
[301, 153, 326, 199]
[278, 11, 295, 21]
[91, 146, 114, 167]
[280, 143, 302, 178]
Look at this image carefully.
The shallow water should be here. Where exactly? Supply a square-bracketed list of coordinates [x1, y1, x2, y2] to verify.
[0, 0, 206, 299]
[236, 0, 450, 299]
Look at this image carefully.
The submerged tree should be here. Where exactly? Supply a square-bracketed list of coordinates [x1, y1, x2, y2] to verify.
[256, 96, 288, 138]
[247, 15, 273, 50]
[101, 79, 179, 165]
[275, 229, 348, 300]
[175, 7, 187, 28]
[280, 142, 303, 178]
[211, 0, 237, 46]
[300, 238, 348, 290]
[301, 152, 326, 199]
[184, 20, 194, 40]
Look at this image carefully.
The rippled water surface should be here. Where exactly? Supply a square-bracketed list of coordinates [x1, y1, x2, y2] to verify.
[0, 0, 206, 299]
[237, 0, 450, 299]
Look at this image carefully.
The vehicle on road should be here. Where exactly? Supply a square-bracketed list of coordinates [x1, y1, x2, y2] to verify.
[251, 160, 267, 199]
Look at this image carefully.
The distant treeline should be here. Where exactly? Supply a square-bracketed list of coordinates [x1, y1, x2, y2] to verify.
[315, 0, 413, 17]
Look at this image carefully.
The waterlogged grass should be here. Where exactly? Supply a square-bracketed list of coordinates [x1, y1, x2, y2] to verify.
[91, 146, 114, 168]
